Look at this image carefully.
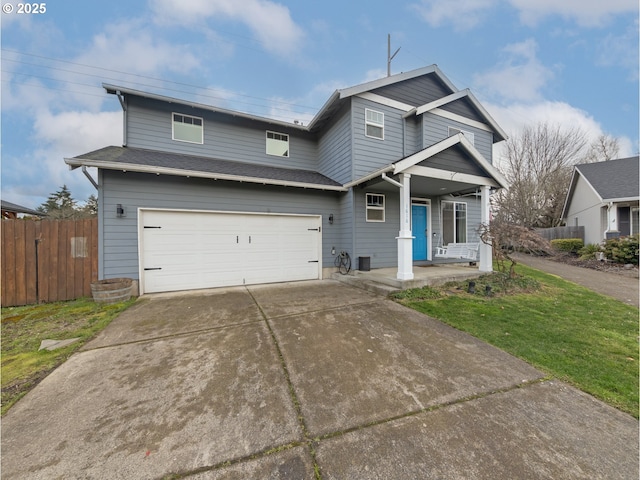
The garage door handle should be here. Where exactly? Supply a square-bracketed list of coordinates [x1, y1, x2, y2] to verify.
[308, 260, 319, 263]
[144, 226, 162, 229]
[144, 267, 162, 271]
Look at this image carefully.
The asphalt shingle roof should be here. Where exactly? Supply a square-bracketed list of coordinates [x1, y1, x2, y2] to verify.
[576, 156, 639, 200]
[71, 146, 343, 189]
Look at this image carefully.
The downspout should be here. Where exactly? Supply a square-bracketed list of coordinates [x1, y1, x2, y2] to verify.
[116, 90, 127, 146]
[381, 172, 402, 188]
[82, 166, 98, 190]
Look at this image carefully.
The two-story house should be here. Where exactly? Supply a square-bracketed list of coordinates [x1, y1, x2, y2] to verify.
[66, 65, 508, 295]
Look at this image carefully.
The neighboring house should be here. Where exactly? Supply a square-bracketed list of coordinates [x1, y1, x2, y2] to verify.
[66, 65, 508, 295]
[1, 200, 42, 219]
[562, 156, 640, 245]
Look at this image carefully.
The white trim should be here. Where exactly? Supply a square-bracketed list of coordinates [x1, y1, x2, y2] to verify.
[64, 158, 347, 192]
[448, 126, 475, 145]
[430, 108, 493, 133]
[266, 130, 290, 157]
[366, 193, 386, 222]
[357, 92, 415, 112]
[392, 134, 508, 189]
[416, 90, 469, 115]
[406, 165, 501, 188]
[365, 108, 385, 140]
[172, 112, 204, 144]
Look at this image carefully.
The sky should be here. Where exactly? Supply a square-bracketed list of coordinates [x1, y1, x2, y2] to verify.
[1, 0, 638, 209]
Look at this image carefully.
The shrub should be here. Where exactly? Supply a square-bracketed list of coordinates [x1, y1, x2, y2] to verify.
[578, 243, 603, 260]
[551, 238, 584, 254]
[603, 235, 639, 265]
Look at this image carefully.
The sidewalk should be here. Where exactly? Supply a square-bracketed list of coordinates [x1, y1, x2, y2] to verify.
[511, 253, 639, 308]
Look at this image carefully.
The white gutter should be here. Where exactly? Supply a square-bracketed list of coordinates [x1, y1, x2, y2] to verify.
[381, 172, 402, 188]
[65, 158, 347, 192]
[81, 166, 98, 190]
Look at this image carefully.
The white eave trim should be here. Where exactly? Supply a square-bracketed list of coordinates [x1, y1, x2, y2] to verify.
[415, 89, 508, 142]
[64, 158, 347, 192]
[356, 92, 415, 112]
[392, 134, 508, 189]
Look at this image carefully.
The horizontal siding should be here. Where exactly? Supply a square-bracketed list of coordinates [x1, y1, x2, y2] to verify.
[318, 102, 352, 184]
[565, 175, 605, 244]
[371, 74, 452, 107]
[423, 112, 493, 163]
[126, 96, 318, 171]
[352, 98, 404, 179]
[421, 147, 487, 177]
[440, 97, 484, 124]
[100, 171, 341, 279]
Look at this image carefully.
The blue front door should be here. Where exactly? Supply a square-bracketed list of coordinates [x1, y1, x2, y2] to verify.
[412, 205, 428, 261]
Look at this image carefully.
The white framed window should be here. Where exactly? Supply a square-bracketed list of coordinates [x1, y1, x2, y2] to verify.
[366, 193, 385, 222]
[172, 113, 203, 144]
[442, 201, 467, 244]
[448, 126, 474, 145]
[365, 109, 384, 140]
[266, 131, 289, 157]
[632, 207, 639, 235]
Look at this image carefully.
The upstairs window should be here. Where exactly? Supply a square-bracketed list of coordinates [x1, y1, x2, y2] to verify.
[366, 193, 385, 222]
[365, 109, 384, 140]
[266, 131, 289, 157]
[172, 113, 203, 144]
[448, 126, 474, 145]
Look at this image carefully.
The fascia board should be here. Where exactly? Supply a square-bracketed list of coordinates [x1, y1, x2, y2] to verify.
[64, 158, 347, 192]
[103, 83, 309, 132]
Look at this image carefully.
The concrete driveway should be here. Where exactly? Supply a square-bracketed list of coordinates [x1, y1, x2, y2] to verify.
[2, 280, 637, 479]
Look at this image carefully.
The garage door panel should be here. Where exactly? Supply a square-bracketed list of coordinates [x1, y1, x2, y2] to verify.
[140, 210, 321, 294]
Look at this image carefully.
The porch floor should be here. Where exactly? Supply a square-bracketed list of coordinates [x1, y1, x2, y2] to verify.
[331, 263, 484, 296]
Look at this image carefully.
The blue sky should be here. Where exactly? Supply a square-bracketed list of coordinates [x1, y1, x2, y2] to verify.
[1, 0, 638, 209]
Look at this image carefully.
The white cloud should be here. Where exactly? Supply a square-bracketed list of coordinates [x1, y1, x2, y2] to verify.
[150, 0, 305, 57]
[474, 39, 554, 103]
[595, 19, 639, 80]
[508, 0, 639, 27]
[410, 0, 496, 31]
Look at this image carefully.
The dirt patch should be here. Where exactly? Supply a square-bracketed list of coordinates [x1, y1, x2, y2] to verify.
[544, 253, 639, 279]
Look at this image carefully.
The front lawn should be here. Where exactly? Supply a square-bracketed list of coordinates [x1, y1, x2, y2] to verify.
[1, 297, 136, 415]
[392, 264, 639, 418]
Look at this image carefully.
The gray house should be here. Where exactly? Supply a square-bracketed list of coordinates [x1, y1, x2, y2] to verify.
[66, 65, 508, 295]
[562, 156, 639, 245]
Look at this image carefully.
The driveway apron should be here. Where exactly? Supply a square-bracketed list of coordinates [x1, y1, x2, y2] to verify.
[1, 280, 637, 479]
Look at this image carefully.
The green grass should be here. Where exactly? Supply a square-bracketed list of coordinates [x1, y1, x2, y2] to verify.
[1, 297, 136, 415]
[392, 264, 639, 418]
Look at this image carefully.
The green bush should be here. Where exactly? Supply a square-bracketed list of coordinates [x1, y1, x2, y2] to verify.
[578, 243, 603, 260]
[603, 235, 639, 265]
[551, 238, 584, 254]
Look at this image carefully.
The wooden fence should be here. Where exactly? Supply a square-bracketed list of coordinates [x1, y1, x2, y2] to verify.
[1, 218, 98, 307]
[535, 226, 585, 242]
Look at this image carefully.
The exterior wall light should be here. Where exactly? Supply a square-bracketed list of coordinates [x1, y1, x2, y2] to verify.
[116, 204, 125, 217]
[329, 214, 334, 224]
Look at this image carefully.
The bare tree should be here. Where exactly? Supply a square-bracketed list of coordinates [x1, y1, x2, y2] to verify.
[494, 122, 588, 228]
[582, 134, 620, 163]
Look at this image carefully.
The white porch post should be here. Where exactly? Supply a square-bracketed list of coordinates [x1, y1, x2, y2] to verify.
[479, 185, 493, 272]
[397, 173, 414, 280]
[606, 203, 618, 235]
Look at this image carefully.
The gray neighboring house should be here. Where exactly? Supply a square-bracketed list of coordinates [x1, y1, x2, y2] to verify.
[66, 65, 508, 295]
[1, 200, 42, 219]
[562, 156, 640, 245]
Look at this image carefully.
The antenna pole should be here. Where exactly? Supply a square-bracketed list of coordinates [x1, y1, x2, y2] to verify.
[387, 34, 401, 77]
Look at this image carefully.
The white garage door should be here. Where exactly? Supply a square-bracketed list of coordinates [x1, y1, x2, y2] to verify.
[139, 209, 322, 294]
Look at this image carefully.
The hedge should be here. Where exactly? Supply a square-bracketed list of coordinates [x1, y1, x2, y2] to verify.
[551, 238, 584, 254]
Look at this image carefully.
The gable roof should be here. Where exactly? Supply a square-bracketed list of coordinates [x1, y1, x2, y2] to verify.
[65, 146, 346, 191]
[1, 200, 42, 216]
[562, 156, 640, 218]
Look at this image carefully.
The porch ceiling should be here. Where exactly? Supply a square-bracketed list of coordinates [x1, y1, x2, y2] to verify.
[361, 174, 481, 196]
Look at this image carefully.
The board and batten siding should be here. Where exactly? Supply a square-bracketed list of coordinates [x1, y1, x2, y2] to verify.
[423, 112, 493, 163]
[126, 96, 319, 171]
[317, 102, 352, 185]
[351, 97, 404, 180]
[98, 170, 341, 280]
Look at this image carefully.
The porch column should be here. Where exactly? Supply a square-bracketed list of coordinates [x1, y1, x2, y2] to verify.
[606, 203, 618, 234]
[397, 173, 414, 280]
[479, 185, 493, 272]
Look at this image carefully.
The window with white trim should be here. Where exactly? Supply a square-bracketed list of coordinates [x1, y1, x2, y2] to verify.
[442, 201, 467, 244]
[172, 113, 203, 144]
[365, 109, 384, 140]
[366, 193, 385, 222]
[448, 126, 474, 145]
[266, 131, 289, 157]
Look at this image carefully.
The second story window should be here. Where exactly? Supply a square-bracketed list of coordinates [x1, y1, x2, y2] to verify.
[365, 109, 384, 140]
[266, 131, 289, 157]
[172, 113, 203, 144]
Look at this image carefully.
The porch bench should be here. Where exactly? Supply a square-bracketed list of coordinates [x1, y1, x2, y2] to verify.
[435, 242, 479, 261]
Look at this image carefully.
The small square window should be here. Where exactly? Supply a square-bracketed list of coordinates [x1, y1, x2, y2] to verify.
[448, 126, 474, 145]
[172, 113, 203, 144]
[266, 131, 289, 157]
[366, 193, 385, 222]
[365, 109, 384, 140]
